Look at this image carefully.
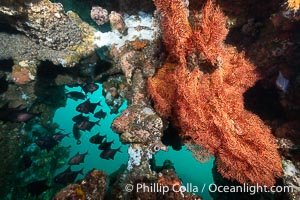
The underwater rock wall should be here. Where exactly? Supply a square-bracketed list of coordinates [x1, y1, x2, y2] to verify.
[0, 0, 96, 68]
[0, 1, 98, 199]
[53, 169, 107, 200]
[97, 14, 175, 199]
[0, 0, 299, 199]
[0, 121, 24, 198]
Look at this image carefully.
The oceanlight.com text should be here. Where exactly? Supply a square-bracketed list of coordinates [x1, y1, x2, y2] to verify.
[208, 183, 293, 195]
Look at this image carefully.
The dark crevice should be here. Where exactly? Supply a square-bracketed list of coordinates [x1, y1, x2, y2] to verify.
[217, 0, 281, 22]
[243, 80, 285, 121]
[0, 75, 8, 94]
[94, 60, 113, 77]
[0, 59, 14, 72]
[0, 23, 22, 34]
[161, 123, 184, 151]
[36, 61, 68, 81]
[34, 61, 68, 108]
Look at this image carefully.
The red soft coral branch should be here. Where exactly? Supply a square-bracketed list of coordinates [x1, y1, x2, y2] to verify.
[190, 0, 228, 66]
[147, 62, 177, 118]
[153, 0, 192, 64]
[148, 0, 282, 186]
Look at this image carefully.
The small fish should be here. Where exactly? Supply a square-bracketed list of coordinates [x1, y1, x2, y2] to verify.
[52, 132, 70, 141]
[68, 151, 88, 165]
[66, 91, 86, 101]
[100, 146, 122, 160]
[56, 128, 65, 131]
[72, 124, 81, 145]
[26, 179, 51, 196]
[54, 166, 83, 185]
[76, 120, 100, 132]
[276, 71, 289, 93]
[0, 104, 41, 123]
[89, 133, 106, 144]
[35, 136, 58, 152]
[72, 113, 89, 123]
[82, 83, 99, 94]
[76, 99, 101, 114]
[11, 111, 41, 123]
[0, 103, 31, 113]
[98, 140, 114, 150]
[94, 109, 106, 119]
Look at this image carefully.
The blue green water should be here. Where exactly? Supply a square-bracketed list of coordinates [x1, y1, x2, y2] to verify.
[53, 83, 214, 200]
[53, 84, 129, 177]
[156, 148, 214, 199]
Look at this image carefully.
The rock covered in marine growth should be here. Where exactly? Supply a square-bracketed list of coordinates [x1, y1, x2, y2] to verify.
[111, 105, 163, 143]
[107, 39, 158, 83]
[53, 169, 107, 200]
[276, 121, 300, 200]
[109, 11, 127, 34]
[90, 6, 109, 25]
[93, 11, 159, 50]
[102, 75, 128, 114]
[282, 159, 300, 200]
[155, 169, 203, 200]
[0, 0, 96, 67]
[110, 161, 203, 200]
[0, 120, 24, 198]
[11, 61, 37, 85]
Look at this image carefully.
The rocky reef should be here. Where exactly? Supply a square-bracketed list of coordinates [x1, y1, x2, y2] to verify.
[53, 169, 107, 200]
[0, 0, 300, 199]
[0, 121, 24, 198]
[0, 0, 95, 69]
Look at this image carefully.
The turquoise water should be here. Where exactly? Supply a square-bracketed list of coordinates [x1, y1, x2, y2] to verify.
[155, 148, 214, 200]
[53, 84, 129, 178]
[53, 83, 214, 200]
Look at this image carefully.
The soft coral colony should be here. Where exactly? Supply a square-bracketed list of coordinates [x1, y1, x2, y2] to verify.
[148, 0, 282, 187]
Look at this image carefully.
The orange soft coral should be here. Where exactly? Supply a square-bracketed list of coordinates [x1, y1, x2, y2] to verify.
[148, 0, 282, 186]
[189, 0, 228, 66]
[287, 0, 300, 11]
[147, 62, 177, 117]
[153, 0, 192, 64]
[173, 55, 282, 186]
